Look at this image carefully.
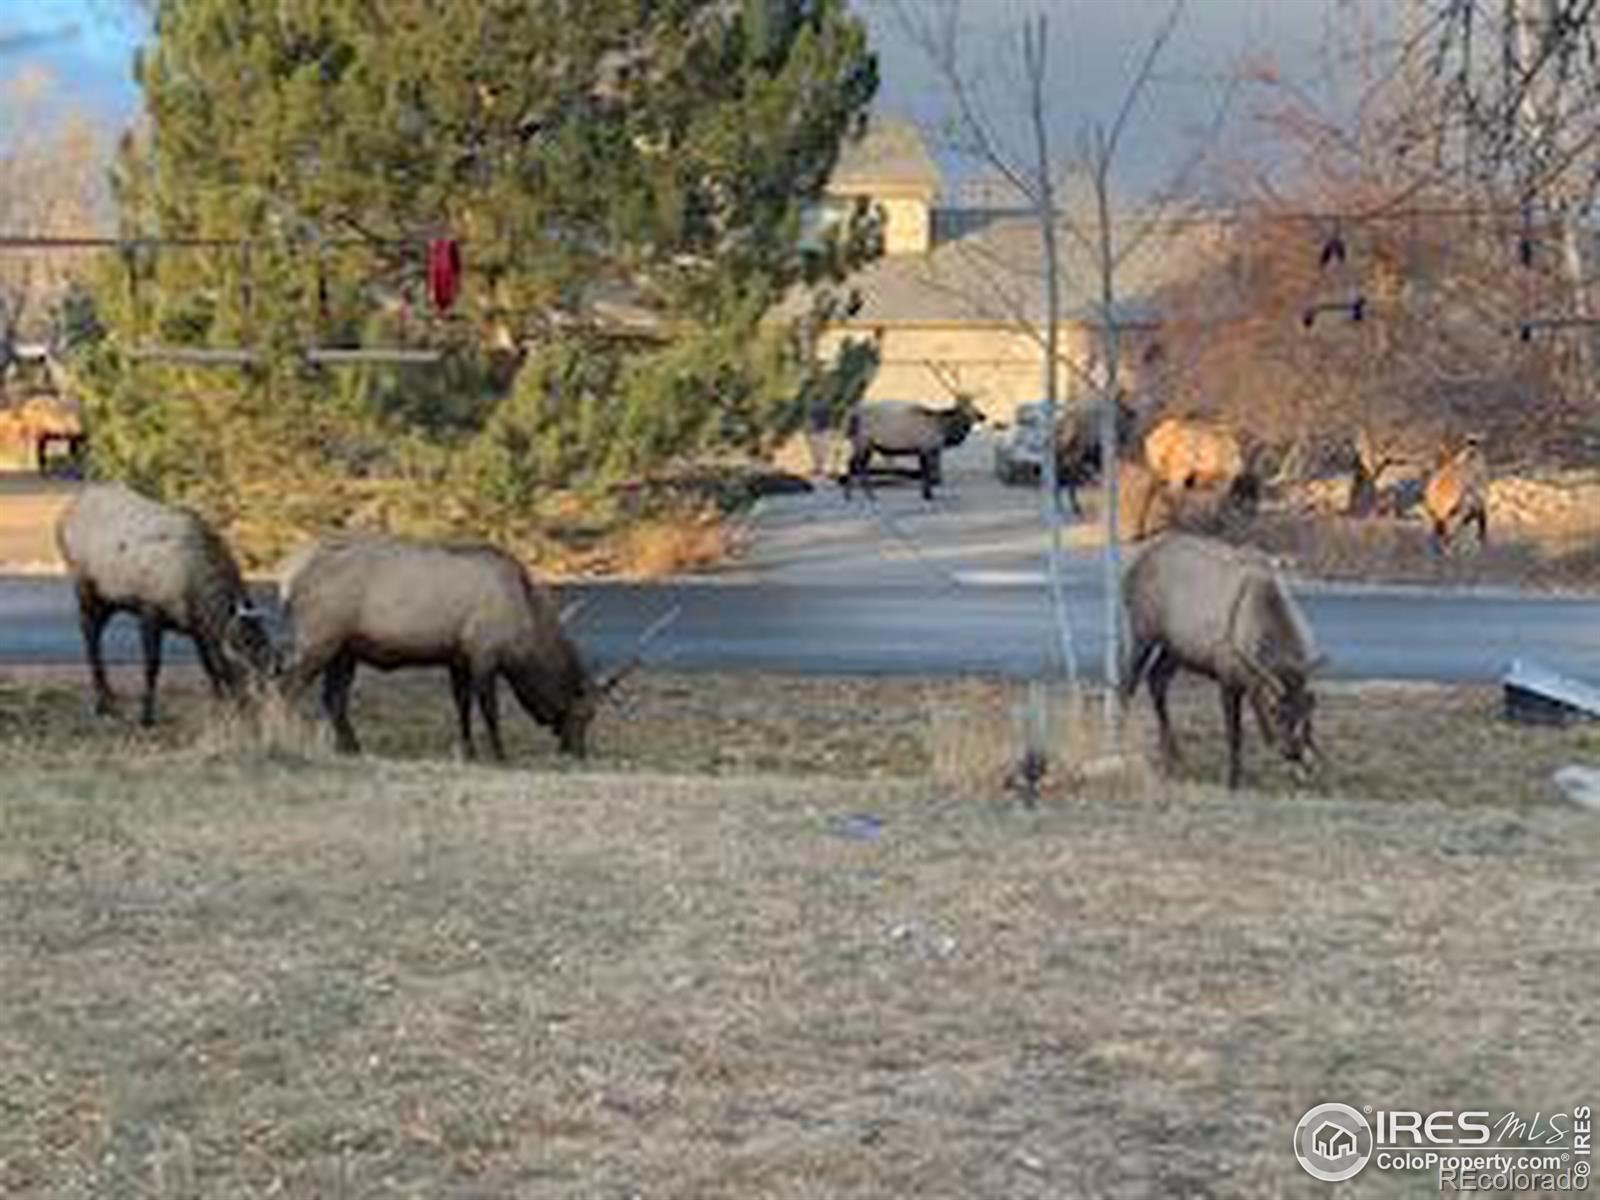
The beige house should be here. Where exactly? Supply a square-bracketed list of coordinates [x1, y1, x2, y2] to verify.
[805, 117, 1195, 425]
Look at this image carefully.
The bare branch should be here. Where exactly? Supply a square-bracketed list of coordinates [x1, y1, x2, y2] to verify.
[1113, 72, 1243, 272]
[1102, 0, 1188, 167]
[889, 0, 1041, 207]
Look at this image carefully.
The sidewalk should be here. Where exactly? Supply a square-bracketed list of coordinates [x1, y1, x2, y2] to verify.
[0, 475, 76, 573]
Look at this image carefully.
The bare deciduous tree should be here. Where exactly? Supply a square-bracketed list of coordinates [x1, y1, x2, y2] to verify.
[893, 0, 1223, 737]
[1158, 0, 1586, 503]
[0, 69, 109, 376]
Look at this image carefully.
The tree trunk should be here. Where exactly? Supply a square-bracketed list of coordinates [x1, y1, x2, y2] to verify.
[1094, 133, 1124, 736]
[1027, 15, 1078, 688]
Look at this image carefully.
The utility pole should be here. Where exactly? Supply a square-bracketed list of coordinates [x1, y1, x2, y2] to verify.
[1092, 128, 1124, 735]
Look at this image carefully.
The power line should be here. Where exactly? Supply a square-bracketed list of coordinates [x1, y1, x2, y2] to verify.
[0, 234, 428, 250]
[0, 201, 1564, 253]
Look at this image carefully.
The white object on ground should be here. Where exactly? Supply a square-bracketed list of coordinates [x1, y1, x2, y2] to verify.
[1551, 764, 1600, 812]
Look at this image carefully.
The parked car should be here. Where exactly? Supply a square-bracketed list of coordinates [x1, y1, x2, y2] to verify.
[994, 401, 1048, 485]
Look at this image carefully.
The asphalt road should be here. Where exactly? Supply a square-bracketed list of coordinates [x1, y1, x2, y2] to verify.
[5, 572, 1600, 684]
[5, 463, 1598, 684]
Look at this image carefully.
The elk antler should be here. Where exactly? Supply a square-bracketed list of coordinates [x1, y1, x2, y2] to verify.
[923, 359, 967, 403]
[597, 603, 682, 697]
[1235, 646, 1287, 701]
[559, 597, 590, 626]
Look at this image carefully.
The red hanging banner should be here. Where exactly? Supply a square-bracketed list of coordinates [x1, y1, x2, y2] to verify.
[427, 237, 462, 312]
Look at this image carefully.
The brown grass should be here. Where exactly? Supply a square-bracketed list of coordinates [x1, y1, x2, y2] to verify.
[611, 512, 730, 579]
[2, 669, 1598, 1197]
[1241, 507, 1600, 591]
[9, 667, 1600, 808]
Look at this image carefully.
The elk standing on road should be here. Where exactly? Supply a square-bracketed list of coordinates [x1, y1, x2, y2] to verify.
[842, 397, 984, 501]
[1055, 395, 1138, 516]
[1122, 532, 1325, 788]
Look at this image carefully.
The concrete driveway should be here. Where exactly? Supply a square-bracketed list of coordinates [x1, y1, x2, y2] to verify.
[727, 431, 1107, 588]
[0, 473, 76, 572]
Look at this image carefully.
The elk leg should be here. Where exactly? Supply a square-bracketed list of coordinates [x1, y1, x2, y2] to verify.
[1057, 457, 1085, 516]
[1121, 635, 1160, 700]
[918, 450, 937, 501]
[449, 662, 476, 759]
[278, 639, 345, 710]
[321, 650, 361, 754]
[1221, 683, 1246, 789]
[846, 446, 873, 500]
[76, 583, 116, 716]
[137, 610, 165, 727]
[1147, 654, 1183, 767]
[1475, 507, 1488, 546]
[475, 673, 506, 762]
[194, 636, 234, 701]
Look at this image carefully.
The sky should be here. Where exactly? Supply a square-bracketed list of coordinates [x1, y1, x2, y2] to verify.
[0, 0, 146, 131]
[857, 0, 1344, 192]
[0, 0, 1374, 193]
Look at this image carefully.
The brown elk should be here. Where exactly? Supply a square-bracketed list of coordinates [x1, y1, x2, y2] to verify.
[1055, 394, 1139, 516]
[1143, 414, 1262, 523]
[842, 397, 985, 501]
[1143, 415, 1244, 490]
[56, 482, 276, 725]
[278, 535, 676, 760]
[1116, 460, 1177, 543]
[1423, 435, 1488, 552]
[1122, 533, 1325, 788]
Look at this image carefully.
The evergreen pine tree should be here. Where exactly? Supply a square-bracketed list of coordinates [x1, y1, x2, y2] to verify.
[87, 0, 879, 560]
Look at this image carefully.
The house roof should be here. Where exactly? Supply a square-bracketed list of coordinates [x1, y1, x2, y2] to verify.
[798, 208, 1201, 327]
[829, 115, 942, 196]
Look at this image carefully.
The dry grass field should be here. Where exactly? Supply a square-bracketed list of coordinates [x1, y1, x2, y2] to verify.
[3, 670, 1599, 1197]
[1242, 507, 1600, 594]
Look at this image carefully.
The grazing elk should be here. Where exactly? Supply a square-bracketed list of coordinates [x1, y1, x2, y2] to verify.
[55, 482, 275, 725]
[1122, 532, 1325, 788]
[278, 535, 675, 760]
[1423, 435, 1488, 552]
[842, 397, 985, 501]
